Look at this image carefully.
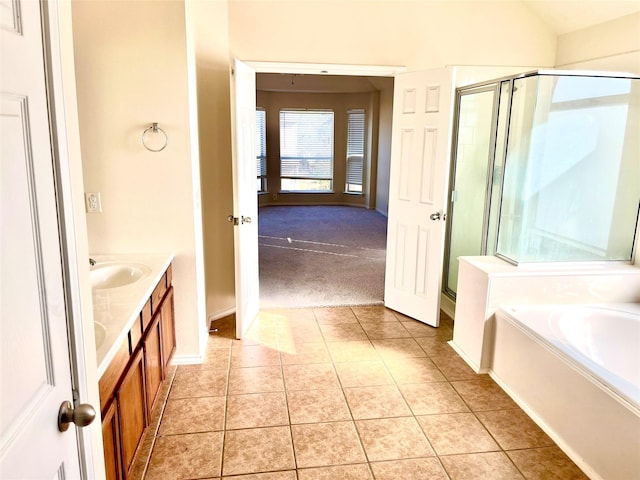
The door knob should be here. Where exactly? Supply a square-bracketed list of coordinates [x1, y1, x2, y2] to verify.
[430, 212, 441, 221]
[58, 400, 96, 432]
[241, 216, 252, 224]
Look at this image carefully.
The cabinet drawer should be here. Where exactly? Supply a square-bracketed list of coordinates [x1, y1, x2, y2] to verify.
[140, 299, 152, 332]
[166, 263, 172, 287]
[128, 317, 143, 353]
[150, 273, 167, 315]
[99, 338, 129, 412]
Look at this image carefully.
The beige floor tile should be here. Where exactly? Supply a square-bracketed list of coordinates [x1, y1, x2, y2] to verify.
[159, 396, 225, 435]
[297, 464, 373, 480]
[228, 366, 284, 394]
[272, 307, 316, 323]
[371, 338, 427, 359]
[283, 363, 339, 391]
[278, 324, 324, 344]
[291, 421, 366, 468]
[355, 416, 434, 461]
[351, 306, 399, 323]
[170, 366, 228, 399]
[319, 323, 368, 342]
[370, 458, 449, 480]
[202, 347, 231, 367]
[476, 408, 555, 450]
[430, 354, 478, 381]
[440, 452, 524, 479]
[415, 335, 456, 357]
[222, 472, 296, 480]
[334, 360, 393, 387]
[313, 307, 358, 324]
[226, 392, 289, 430]
[145, 431, 223, 479]
[399, 382, 469, 415]
[360, 322, 411, 339]
[326, 341, 380, 363]
[231, 345, 281, 368]
[207, 334, 234, 350]
[399, 320, 442, 337]
[286, 388, 352, 424]
[451, 378, 517, 411]
[384, 357, 446, 384]
[417, 412, 499, 455]
[506, 446, 589, 479]
[343, 385, 411, 419]
[222, 426, 294, 476]
[280, 342, 330, 365]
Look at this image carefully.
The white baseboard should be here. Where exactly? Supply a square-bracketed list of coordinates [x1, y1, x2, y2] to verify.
[207, 307, 235, 324]
[170, 353, 205, 366]
[440, 293, 456, 319]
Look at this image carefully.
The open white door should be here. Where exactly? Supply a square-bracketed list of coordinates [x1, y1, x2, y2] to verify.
[229, 58, 260, 338]
[1, 1, 86, 477]
[384, 68, 456, 326]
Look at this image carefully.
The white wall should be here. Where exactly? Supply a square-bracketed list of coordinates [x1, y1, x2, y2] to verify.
[555, 12, 640, 74]
[228, 1, 557, 70]
[185, 0, 236, 322]
[72, 1, 205, 359]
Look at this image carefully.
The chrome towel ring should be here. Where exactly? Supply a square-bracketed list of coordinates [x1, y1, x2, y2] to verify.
[142, 122, 168, 152]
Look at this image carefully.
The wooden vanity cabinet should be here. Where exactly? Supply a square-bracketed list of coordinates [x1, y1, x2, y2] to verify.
[101, 400, 122, 480]
[143, 312, 163, 418]
[160, 286, 176, 372]
[99, 263, 175, 480]
[117, 348, 147, 479]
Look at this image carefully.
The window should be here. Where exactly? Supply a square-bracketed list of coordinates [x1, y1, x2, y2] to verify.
[346, 109, 365, 193]
[279, 110, 334, 192]
[256, 108, 267, 192]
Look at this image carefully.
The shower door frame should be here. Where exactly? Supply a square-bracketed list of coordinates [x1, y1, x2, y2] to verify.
[442, 81, 502, 300]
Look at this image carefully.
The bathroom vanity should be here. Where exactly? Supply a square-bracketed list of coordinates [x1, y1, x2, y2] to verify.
[92, 254, 175, 480]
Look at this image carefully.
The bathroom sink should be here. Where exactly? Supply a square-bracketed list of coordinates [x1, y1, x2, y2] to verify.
[94, 322, 106, 349]
[90, 262, 151, 289]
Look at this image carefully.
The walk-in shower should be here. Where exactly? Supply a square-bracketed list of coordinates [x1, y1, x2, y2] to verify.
[444, 70, 640, 298]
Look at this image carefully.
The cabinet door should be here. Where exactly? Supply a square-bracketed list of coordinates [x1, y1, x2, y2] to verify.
[102, 400, 123, 480]
[160, 286, 176, 373]
[144, 313, 163, 418]
[117, 348, 147, 480]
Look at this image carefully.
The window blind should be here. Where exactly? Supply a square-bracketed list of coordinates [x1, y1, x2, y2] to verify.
[346, 109, 365, 192]
[280, 110, 334, 182]
[256, 109, 267, 178]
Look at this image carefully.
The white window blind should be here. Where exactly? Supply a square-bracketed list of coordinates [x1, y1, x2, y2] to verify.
[280, 110, 334, 191]
[256, 109, 267, 191]
[346, 109, 365, 193]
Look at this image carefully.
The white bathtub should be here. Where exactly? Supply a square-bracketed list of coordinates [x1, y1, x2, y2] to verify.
[492, 303, 640, 480]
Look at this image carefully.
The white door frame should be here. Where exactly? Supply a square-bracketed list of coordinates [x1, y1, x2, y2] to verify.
[42, 2, 103, 477]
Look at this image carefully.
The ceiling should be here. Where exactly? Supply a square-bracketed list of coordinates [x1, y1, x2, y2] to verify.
[521, 0, 640, 35]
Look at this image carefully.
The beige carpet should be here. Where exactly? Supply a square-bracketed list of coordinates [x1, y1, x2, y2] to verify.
[259, 205, 387, 308]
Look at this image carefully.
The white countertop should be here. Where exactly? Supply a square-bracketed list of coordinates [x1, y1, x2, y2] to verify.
[459, 256, 640, 277]
[92, 253, 174, 378]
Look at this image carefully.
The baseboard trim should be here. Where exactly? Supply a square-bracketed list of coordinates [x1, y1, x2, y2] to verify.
[207, 307, 235, 324]
[171, 353, 205, 366]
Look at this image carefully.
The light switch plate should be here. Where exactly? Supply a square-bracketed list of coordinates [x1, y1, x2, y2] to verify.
[85, 192, 102, 213]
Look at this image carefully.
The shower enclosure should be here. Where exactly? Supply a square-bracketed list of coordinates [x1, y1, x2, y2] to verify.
[444, 70, 640, 298]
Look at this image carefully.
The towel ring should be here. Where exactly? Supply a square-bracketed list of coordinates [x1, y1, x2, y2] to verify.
[142, 122, 168, 152]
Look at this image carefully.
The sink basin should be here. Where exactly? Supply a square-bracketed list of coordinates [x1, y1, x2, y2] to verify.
[94, 322, 106, 348]
[90, 262, 151, 289]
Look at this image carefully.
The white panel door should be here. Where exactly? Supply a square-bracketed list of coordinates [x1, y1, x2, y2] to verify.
[0, 0, 83, 477]
[230, 58, 260, 338]
[384, 68, 455, 326]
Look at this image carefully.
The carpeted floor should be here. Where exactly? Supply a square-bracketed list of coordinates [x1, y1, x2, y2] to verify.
[259, 205, 388, 308]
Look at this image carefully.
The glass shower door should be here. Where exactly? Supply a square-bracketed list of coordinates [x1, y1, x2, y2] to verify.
[444, 86, 498, 296]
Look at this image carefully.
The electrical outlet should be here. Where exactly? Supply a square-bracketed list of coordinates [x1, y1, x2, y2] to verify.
[85, 192, 102, 213]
